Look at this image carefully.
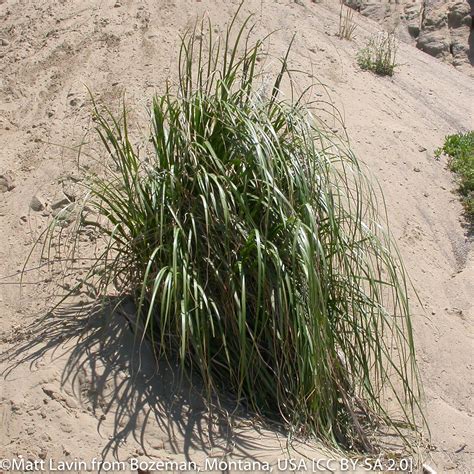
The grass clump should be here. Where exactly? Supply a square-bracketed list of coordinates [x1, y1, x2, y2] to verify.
[357, 32, 397, 76]
[338, 3, 357, 40]
[42, 13, 421, 453]
[435, 131, 474, 217]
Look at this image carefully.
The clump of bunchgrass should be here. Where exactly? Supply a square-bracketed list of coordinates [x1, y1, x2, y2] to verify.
[338, 2, 357, 40]
[435, 131, 474, 217]
[357, 31, 398, 76]
[39, 12, 422, 453]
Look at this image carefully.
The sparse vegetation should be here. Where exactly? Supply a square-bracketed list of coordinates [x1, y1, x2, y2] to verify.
[435, 131, 474, 217]
[357, 31, 398, 76]
[40, 14, 421, 452]
[338, 3, 357, 40]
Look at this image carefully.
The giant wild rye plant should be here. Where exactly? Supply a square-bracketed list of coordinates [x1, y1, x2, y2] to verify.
[39, 13, 422, 452]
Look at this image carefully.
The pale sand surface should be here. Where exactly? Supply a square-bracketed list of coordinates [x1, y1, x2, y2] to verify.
[0, 1, 472, 472]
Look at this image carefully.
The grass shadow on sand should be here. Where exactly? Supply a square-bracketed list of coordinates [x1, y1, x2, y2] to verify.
[2, 298, 288, 463]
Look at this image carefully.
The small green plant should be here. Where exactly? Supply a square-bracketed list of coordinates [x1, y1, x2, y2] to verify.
[338, 3, 357, 40]
[357, 31, 398, 76]
[37, 12, 422, 453]
[435, 131, 474, 217]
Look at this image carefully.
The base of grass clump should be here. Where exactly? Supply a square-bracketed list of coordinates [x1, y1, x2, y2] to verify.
[435, 131, 474, 217]
[40, 12, 422, 454]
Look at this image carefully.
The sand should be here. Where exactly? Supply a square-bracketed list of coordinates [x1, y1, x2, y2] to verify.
[0, 1, 472, 472]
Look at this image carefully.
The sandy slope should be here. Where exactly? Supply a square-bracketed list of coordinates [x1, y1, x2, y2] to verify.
[0, 0, 472, 472]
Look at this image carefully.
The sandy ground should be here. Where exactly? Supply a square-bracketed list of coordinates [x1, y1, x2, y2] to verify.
[0, 1, 473, 472]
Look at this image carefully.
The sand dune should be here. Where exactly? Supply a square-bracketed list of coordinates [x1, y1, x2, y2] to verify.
[0, 1, 472, 472]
